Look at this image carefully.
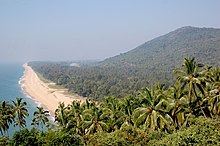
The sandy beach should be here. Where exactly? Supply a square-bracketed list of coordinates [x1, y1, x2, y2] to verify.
[21, 63, 85, 116]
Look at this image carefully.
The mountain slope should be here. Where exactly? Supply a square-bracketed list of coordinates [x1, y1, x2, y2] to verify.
[100, 26, 220, 70]
[30, 26, 220, 100]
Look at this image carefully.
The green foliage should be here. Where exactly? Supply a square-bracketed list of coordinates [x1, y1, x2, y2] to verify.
[49, 57, 220, 145]
[0, 136, 9, 146]
[9, 128, 83, 146]
[148, 117, 220, 146]
[29, 27, 220, 100]
[87, 126, 148, 146]
[10, 128, 39, 146]
[102, 26, 220, 69]
[32, 106, 50, 130]
[0, 101, 14, 136]
[29, 62, 147, 100]
[12, 98, 29, 129]
[39, 130, 83, 146]
[1, 57, 220, 145]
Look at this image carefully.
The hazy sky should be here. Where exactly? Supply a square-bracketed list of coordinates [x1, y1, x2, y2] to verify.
[0, 0, 220, 63]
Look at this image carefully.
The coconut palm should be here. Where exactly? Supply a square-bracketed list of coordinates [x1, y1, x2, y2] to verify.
[175, 58, 206, 102]
[55, 102, 68, 129]
[83, 106, 109, 135]
[81, 99, 95, 110]
[12, 98, 29, 129]
[165, 82, 189, 129]
[204, 67, 220, 118]
[174, 57, 208, 117]
[0, 115, 8, 136]
[32, 106, 50, 129]
[101, 96, 126, 131]
[120, 95, 141, 126]
[66, 101, 84, 135]
[0, 101, 14, 135]
[133, 87, 172, 131]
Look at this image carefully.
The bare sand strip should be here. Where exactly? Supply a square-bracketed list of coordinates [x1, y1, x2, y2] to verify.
[21, 63, 85, 116]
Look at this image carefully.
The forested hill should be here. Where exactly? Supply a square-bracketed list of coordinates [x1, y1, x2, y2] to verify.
[29, 26, 220, 100]
[100, 26, 220, 68]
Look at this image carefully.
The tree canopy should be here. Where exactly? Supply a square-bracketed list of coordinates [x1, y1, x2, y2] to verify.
[1, 57, 220, 145]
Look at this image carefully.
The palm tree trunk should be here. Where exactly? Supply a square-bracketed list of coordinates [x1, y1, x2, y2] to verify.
[199, 106, 207, 118]
[193, 84, 207, 118]
[189, 81, 193, 104]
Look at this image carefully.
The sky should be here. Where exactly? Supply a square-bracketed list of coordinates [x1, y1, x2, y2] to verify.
[0, 0, 220, 63]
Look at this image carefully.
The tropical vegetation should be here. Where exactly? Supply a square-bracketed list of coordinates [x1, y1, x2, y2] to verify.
[29, 26, 220, 100]
[0, 57, 220, 145]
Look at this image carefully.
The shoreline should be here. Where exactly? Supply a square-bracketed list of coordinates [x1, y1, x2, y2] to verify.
[20, 63, 85, 117]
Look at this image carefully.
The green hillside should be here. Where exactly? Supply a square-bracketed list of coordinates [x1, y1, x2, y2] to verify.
[29, 26, 220, 100]
[17, 57, 220, 145]
[101, 26, 220, 68]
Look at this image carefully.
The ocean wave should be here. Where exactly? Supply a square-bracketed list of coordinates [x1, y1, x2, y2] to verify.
[19, 63, 55, 122]
[18, 70, 25, 92]
[22, 92, 55, 121]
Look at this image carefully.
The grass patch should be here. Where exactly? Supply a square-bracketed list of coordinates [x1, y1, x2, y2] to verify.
[36, 72, 52, 83]
[48, 84, 66, 90]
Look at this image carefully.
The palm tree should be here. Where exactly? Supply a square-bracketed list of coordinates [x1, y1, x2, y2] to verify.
[165, 82, 189, 129]
[120, 95, 141, 126]
[82, 106, 109, 135]
[174, 57, 207, 117]
[66, 101, 84, 135]
[133, 87, 172, 131]
[204, 67, 220, 118]
[0, 116, 7, 136]
[55, 102, 68, 129]
[81, 99, 95, 110]
[0, 101, 14, 135]
[101, 96, 126, 131]
[32, 106, 50, 130]
[12, 98, 29, 129]
[175, 58, 206, 101]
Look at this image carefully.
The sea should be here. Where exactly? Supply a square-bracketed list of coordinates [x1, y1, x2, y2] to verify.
[0, 63, 39, 138]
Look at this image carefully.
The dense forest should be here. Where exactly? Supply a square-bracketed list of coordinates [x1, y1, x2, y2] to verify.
[101, 26, 220, 67]
[29, 61, 150, 100]
[29, 27, 220, 100]
[1, 58, 220, 145]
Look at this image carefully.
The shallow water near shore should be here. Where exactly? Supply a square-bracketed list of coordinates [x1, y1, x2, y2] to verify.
[0, 63, 39, 138]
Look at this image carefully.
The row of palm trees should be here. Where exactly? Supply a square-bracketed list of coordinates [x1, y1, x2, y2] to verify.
[54, 58, 220, 137]
[0, 98, 50, 136]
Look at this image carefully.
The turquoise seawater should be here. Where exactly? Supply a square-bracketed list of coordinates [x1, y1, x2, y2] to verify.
[0, 63, 38, 137]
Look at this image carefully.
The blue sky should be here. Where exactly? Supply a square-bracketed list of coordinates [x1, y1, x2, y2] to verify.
[0, 0, 220, 62]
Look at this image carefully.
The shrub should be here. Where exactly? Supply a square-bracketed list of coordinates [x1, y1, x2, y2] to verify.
[148, 117, 220, 146]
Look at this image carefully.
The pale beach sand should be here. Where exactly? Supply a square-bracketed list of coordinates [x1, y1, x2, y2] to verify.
[21, 63, 85, 116]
